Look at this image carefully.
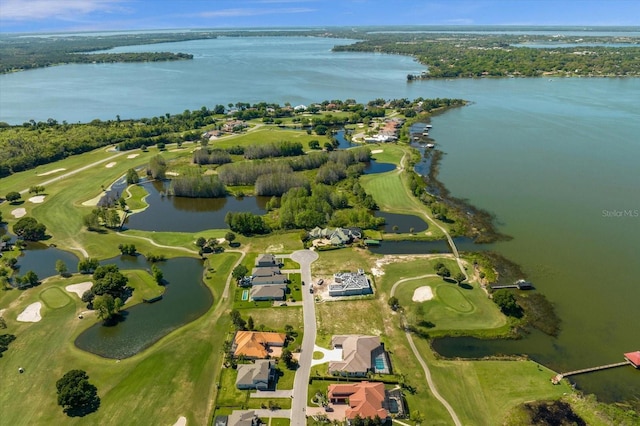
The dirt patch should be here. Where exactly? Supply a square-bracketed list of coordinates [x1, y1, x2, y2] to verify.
[105, 162, 117, 168]
[36, 168, 65, 176]
[127, 153, 140, 159]
[65, 282, 93, 298]
[17, 302, 42, 322]
[28, 195, 45, 203]
[11, 208, 26, 218]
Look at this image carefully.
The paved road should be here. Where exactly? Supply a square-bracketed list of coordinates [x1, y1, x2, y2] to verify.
[289, 249, 319, 426]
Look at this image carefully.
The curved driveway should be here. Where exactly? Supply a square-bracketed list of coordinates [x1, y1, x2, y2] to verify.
[289, 249, 319, 426]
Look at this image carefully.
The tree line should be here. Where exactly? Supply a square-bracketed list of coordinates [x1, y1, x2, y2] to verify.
[333, 32, 640, 78]
[0, 31, 217, 74]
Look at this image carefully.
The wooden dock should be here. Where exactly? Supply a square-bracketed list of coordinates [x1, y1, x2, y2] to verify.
[552, 361, 630, 384]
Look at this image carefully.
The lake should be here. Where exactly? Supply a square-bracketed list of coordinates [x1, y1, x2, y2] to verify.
[1, 34, 638, 402]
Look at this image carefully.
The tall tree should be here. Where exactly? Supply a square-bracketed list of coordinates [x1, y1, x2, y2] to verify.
[56, 370, 100, 416]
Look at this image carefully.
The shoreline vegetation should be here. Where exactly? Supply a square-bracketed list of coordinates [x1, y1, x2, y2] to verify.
[0, 97, 635, 423]
[0, 32, 216, 74]
[2, 27, 639, 77]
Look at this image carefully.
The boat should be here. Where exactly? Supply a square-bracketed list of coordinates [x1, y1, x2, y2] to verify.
[426, 143, 435, 148]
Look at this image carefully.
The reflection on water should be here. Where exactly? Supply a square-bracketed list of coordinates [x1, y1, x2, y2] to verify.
[75, 256, 211, 359]
[124, 181, 269, 232]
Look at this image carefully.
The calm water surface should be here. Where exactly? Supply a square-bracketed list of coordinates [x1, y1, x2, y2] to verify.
[75, 256, 211, 359]
[1, 36, 638, 401]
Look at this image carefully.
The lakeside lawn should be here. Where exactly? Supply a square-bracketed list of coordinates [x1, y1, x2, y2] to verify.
[0, 250, 239, 426]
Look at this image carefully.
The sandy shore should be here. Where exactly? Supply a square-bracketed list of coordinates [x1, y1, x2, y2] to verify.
[11, 208, 26, 218]
[106, 162, 117, 168]
[65, 282, 93, 298]
[412, 286, 434, 302]
[36, 168, 66, 176]
[17, 302, 42, 322]
[28, 195, 45, 204]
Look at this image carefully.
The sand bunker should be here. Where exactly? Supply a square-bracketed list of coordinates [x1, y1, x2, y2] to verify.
[28, 195, 45, 204]
[127, 153, 140, 159]
[173, 416, 187, 426]
[371, 149, 384, 154]
[36, 168, 65, 176]
[11, 208, 26, 218]
[17, 302, 42, 322]
[105, 162, 117, 168]
[65, 282, 93, 298]
[412, 286, 434, 302]
[166, 171, 179, 176]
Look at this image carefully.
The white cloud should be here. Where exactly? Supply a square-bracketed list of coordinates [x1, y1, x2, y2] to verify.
[197, 7, 315, 18]
[0, 0, 127, 21]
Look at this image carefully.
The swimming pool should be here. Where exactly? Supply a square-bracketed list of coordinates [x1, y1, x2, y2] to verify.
[373, 352, 390, 374]
[241, 289, 249, 301]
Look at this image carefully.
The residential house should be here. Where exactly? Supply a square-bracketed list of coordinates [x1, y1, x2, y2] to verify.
[308, 227, 362, 246]
[233, 331, 287, 359]
[222, 120, 246, 133]
[235, 360, 275, 390]
[329, 335, 390, 376]
[227, 410, 260, 426]
[250, 284, 287, 301]
[256, 254, 279, 267]
[327, 382, 389, 423]
[328, 269, 372, 297]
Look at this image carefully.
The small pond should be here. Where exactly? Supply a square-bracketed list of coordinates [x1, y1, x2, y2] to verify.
[375, 211, 428, 234]
[1, 226, 79, 279]
[124, 181, 269, 232]
[368, 237, 486, 255]
[75, 256, 211, 359]
[335, 129, 359, 149]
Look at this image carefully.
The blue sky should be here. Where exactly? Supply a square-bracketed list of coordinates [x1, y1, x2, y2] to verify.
[1, 0, 639, 33]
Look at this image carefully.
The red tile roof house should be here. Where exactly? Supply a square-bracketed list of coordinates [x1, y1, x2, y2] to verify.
[327, 382, 389, 423]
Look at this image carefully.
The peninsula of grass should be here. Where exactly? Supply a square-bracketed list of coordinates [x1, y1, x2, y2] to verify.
[0, 249, 237, 425]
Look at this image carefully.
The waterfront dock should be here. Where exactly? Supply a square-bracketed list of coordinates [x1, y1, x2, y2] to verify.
[551, 351, 639, 384]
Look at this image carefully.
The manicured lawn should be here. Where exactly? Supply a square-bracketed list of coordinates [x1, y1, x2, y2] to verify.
[410, 336, 572, 425]
[123, 269, 164, 304]
[123, 184, 149, 211]
[270, 418, 291, 426]
[0, 251, 235, 426]
[39, 286, 72, 309]
[281, 258, 300, 270]
[275, 365, 296, 390]
[216, 367, 248, 407]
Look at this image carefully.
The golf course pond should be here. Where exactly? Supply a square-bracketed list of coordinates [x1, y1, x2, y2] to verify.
[75, 256, 212, 359]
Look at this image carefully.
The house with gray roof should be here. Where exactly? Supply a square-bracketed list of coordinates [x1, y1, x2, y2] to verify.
[227, 410, 260, 426]
[250, 284, 287, 301]
[328, 269, 372, 297]
[235, 360, 275, 390]
[256, 254, 279, 267]
[328, 335, 391, 376]
[308, 227, 362, 246]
